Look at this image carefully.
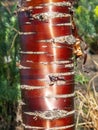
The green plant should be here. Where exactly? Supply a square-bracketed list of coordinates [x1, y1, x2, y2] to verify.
[75, 71, 89, 85]
[74, 0, 98, 53]
[0, 1, 20, 129]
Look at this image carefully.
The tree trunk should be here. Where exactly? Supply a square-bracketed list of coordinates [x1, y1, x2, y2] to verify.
[18, 0, 75, 129]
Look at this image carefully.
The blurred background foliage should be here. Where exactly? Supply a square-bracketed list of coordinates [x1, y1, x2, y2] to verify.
[0, 0, 20, 129]
[0, 0, 98, 129]
[74, 0, 98, 53]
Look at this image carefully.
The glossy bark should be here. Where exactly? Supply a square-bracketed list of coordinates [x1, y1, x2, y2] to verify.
[18, 0, 75, 129]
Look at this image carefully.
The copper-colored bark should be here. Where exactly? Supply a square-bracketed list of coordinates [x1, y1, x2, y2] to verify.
[18, 0, 75, 129]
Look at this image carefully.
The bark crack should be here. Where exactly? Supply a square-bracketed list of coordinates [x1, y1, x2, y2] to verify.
[24, 110, 75, 120]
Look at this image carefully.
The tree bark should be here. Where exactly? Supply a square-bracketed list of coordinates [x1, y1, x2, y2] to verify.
[18, 0, 75, 129]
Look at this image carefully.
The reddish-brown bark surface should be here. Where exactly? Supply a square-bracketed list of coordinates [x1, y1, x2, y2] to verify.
[18, 0, 75, 129]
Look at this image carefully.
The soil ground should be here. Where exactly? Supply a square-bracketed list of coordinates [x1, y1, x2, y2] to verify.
[80, 54, 98, 91]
